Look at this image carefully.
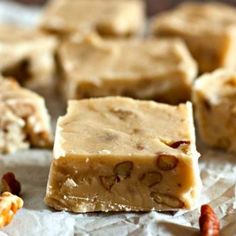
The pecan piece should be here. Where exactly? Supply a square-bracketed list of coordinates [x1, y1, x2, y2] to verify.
[156, 154, 178, 171]
[170, 141, 190, 149]
[99, 175, 116, 191]
[114, 161, 133, 181]
[140, 171, 162, 187]
[224, 78, 236, 87]
[109, 108, 134, 121]
[1, 172, 21, 196]
[150, 192, 184, 208]
[199, 204, 220, 236]
[202, 99, 212, 111]
[0, 192, 23, 228]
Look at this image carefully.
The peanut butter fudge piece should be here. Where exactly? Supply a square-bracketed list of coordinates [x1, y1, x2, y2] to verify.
[58, 35, 197, 104]
[40, 0, 145, 38]
[0, 24, 58, 91]
[193, 69, 236, 153]
[151, 2, 236, 73]
[45, 97, 201, 212]
[0, 77, 52, 154]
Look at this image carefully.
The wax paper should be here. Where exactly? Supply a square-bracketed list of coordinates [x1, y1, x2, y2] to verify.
[0, 1, 236, 235]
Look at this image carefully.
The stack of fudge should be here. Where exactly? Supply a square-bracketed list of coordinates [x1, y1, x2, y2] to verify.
[1, 0, 236, 214]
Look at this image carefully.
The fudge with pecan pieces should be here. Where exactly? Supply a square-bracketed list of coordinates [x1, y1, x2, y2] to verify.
[0, 77, 52, 154]
[45, 97, 201, 212]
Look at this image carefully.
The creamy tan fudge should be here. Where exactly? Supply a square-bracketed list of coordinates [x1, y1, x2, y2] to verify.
[193, 69, 236, 153]
[0, 77, 52, 154]
[152, 2, 236, 73]
[0, 24, 58, 91]
[58, 35, 197, 104]
[40, 0, 145, 38]
[45, 97, 201, 213]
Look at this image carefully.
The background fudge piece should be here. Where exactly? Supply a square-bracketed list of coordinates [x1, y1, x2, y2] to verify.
[45, 97, 201, 213]
[0, 24, 58, 92]
[0, 77, 52, 154]
[193, 69, 236, 153]
[151, 2, 236, 73]
[39, 0, 145, 38]
[58, 34, 197, 104]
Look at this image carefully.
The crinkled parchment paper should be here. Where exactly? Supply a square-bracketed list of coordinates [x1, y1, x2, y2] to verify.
[0, 1, 236, 235]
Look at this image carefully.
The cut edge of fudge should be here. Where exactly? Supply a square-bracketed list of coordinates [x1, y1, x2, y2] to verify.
[58, 34, 198, 104]
[39, 0, 145, 38]
[0, 24, 58, 91]
[45, 97, 201, 213]
[193, 68, 236, 151]
[0, 77, 53, 154]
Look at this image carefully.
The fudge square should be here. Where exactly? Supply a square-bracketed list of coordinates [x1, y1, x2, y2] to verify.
[193, 69, 236, 153]
[0, 77, 52, 154]
[151, 2, 236, 73]
[0, 24, 58, 91]
[39, 0, 145, 38]
[45, 97, 201, 212]
[58, 35, 197, 104]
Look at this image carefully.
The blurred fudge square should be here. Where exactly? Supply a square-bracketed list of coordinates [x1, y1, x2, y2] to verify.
[45, 97, 201, 212]
[0, 24, 58, 91]
[0, 77, 52, 154]
[58, 35, 197, 104]
[152, 2, 236, 73]
[39, 0, 145, 38]
[193, 69, 236, 153]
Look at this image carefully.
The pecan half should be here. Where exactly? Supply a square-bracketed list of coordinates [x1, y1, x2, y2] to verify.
[199, 204, 220, 236]
[1, 172, 21, 196]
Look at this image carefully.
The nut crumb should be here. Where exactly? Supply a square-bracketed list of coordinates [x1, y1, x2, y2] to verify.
[170, 141, 190, 149]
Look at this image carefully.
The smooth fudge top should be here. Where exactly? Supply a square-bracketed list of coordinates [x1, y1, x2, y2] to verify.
[54, 97, 198, 159]
[152, 2, 236, 36]
[59, 35, 197, 81]
[40, 0, 144, 36]
[194, 69, 236, 102]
